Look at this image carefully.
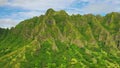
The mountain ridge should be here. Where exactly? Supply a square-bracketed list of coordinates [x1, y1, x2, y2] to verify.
[0, 9, 120, 68]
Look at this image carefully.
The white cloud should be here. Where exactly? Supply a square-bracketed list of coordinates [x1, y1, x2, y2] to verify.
[8, 11, 45, 20]
[2, 0, 120, 14]
[8, 0, 74, 10]
[0, 19, 19, 28]
[68, 0, 120, 14]
[82, 3, 115, 14]
[0, 0, 8, 6]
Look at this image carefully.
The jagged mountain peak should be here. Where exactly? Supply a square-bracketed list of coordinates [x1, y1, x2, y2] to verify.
[45, 8, 55, 16]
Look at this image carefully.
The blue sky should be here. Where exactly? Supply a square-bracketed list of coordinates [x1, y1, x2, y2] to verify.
[0, 0, 120, 28]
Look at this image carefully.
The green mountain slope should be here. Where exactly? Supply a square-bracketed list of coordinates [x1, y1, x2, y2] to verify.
[0, 9, 120, 68]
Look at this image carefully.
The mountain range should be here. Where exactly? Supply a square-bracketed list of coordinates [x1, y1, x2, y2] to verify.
[0, 9, 120, 68]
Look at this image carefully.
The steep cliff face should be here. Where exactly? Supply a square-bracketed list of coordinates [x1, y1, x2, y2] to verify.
[0, 9, 120, 67]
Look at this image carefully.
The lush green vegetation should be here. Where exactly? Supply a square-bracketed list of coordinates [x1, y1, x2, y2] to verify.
[0, 9, 120, 68]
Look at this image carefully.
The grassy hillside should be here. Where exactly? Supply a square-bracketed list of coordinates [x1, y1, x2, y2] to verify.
[0, 9, 120, 68]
